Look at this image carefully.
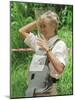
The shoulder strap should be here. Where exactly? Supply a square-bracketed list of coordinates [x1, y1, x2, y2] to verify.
[52, 38, 60, 50]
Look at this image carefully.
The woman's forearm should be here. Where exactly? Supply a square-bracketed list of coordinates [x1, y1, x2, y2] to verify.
[46, 50, 64, 74]
[37, 35, 64, 74]
[19, 21, 37, 38]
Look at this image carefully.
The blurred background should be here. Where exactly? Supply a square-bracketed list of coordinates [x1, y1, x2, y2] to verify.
[10, 1, 73, 98]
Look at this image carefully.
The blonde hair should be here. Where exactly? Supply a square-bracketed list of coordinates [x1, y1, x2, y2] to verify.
[41, 10, 60, 33]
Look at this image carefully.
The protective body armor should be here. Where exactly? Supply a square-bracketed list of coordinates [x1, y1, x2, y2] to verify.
[25, 39, 60, 97]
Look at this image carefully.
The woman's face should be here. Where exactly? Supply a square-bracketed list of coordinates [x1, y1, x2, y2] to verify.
[39, 17, 56, 37]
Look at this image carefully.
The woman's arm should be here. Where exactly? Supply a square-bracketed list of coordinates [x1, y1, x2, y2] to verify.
[19, 21, 37, 38]
[37, 35, 65, 74]
[46, 50, 64, 74]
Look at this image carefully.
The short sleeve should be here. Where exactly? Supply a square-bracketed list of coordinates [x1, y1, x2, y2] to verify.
[52, 40, 68, 66]
[24, 32, 37, 51]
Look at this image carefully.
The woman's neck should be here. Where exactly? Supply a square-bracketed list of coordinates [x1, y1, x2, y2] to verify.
[44, 32, 55, 40]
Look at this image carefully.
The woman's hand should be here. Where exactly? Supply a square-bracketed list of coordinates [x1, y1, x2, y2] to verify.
[37, 34, 49, 52]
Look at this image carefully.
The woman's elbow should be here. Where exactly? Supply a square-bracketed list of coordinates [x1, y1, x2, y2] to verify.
[58, 64, 64, 74]
[19, 28, 23, 34]
[19, 28, 25, 36]
[58, 68, 64, 74]
[19, 28, 28, 38]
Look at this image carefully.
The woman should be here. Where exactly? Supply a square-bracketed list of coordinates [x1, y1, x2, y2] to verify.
[19, 10, 68, 97]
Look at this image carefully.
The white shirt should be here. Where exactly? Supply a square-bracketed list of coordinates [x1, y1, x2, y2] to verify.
[24, 32, 68, 79]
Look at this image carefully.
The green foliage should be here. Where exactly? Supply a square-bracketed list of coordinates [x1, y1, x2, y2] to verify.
[57, 52, 73, 95]
[11, 64, 28, 97]
[10, 1, 73, 98]
[11, 52, 33, 97]
[58, 27, 72, 48]
[60, 6, 73, 31]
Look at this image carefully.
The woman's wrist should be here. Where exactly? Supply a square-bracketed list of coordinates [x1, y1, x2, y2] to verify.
[46, 48, 51, 54]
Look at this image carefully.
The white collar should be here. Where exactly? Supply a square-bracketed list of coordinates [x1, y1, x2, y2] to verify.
[48, 35, 59, 48]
